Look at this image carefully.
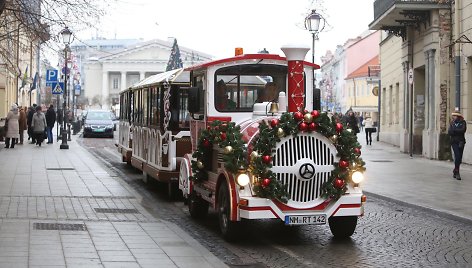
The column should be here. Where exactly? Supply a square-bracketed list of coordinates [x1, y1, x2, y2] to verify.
[121, 72, 127, 90]
[402, 61, 409, 129]
[102, 71, 109, 108]
[424, 51, 430, 130]
[428, 49, 436, 130]
[140, 71, 145, 81]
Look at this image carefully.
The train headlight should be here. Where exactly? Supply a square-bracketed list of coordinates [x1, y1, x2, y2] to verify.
[236, 173, 250, 186]
[351, 171, 364, 184]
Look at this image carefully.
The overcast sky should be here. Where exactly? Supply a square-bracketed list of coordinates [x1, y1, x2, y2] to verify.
[76, 0, 375, 63]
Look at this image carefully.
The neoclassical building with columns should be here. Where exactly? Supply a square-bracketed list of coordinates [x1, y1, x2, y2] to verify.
[82, 38, 212, 109]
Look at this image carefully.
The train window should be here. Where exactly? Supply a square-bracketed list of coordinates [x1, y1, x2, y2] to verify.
[214, 64, 287, 112]
[179, 89, 190, 128]
[150, 86, 160, 127]
[143, 89, 148, 125]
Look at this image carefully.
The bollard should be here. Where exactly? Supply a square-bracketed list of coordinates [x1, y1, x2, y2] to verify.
[60, 128, 69, 149]
[67, 124, 71, 141]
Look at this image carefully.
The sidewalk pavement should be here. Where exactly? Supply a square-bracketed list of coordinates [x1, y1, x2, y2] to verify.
[360, 134, 472, 223]
[0, 135, 227, 268]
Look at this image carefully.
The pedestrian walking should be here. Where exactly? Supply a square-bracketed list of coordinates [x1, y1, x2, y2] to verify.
[18, 106, 27, 145]
[45, 104, 56, 144]
[344, 109, 360, 134]
[4, 104, 20, 148]
[363, 116, 375, 145]
[27, 104, 36, 144]
[31, 106, 47, 146]
[448, 109, 467, 180]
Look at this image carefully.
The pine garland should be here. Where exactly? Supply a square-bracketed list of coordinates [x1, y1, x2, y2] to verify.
[190, 120, 248, 183]
[190, 111, 366, 202]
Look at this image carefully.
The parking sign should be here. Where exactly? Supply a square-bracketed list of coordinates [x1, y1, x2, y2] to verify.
[46, 69, 58, 83]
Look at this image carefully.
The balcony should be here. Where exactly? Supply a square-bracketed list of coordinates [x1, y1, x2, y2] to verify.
[369, 0, 450, 38]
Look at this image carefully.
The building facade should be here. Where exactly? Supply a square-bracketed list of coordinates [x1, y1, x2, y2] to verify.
[0, 5, 41, 117]
[369, 0, 464, 161]
[320, 31, 381, 124]
[81, 38, 212, 109]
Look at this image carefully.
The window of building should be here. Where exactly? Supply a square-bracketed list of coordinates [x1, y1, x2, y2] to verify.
[112, 77, 119, 89]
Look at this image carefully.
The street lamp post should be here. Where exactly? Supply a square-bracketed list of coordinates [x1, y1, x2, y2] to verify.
[60, 26, 72, 150]
[305, 10, 322, 111]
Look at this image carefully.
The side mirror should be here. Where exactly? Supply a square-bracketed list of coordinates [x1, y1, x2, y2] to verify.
[187, 87, 200, 114]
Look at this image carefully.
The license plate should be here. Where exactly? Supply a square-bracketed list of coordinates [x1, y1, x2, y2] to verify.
[285, 215, 326, 225]
[93, 129, 105, 132]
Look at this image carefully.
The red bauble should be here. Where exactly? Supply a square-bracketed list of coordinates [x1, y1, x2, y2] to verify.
[303, 109, 309, 114]
[262, 155, 272, 164]
[262, 178, 271, 187]
[202, 139, 210, 147]
[294, 112, 304, 121]
[334, 178, 345, 189]
[339, 160, 349, 168]
[311, 110, 320, 119]
[335, 123, 343, 133]
[270, 119, 279, 128]
[220, 132, 227, 141]
[299, 122, 308, 132]
[308, 122, 317, 132]
[354, 147, 361, 155]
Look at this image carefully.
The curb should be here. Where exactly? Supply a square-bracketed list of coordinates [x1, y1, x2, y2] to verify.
[364, 191, 472, 225]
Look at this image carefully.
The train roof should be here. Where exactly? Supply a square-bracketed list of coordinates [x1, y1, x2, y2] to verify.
[185, 53, 320, 71]
[125, 68, 190, 91]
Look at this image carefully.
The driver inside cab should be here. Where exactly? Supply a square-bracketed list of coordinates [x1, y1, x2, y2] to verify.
[215, 79, 236, 110]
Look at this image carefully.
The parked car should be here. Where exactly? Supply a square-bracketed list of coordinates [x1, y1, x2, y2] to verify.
[83, 110, 115, 138]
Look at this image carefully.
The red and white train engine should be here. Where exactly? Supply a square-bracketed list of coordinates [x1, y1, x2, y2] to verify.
[178, 45, 366, 240]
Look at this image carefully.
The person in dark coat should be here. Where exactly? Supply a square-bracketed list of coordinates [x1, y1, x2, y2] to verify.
[18, 106, 27, 145]
[45, 104, 56, 144]
[27, 104, 37, 144]
[344, 109, 360, 134]
[448, 109, 467, 180]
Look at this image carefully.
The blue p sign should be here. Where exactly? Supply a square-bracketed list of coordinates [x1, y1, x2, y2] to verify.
[46, 69, 58, 83]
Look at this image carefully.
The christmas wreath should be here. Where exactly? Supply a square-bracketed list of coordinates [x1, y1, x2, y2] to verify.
[249, 110, 365, 202]
[191, 121, 248, 183]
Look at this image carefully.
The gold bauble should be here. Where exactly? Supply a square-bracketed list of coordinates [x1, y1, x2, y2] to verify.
[250, 151, 259, 161]
[304, 113, 313, 123]
[197, 161, 204, 169]
[330, 135, 338, 143]
[277, 128, 285, 138]
[224, 145, 233, 154]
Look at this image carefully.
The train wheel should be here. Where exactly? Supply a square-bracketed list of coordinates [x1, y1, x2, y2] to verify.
[188, 191, 208, 219]
[218, 182, 239, 241]
[328, 216, 357, 238]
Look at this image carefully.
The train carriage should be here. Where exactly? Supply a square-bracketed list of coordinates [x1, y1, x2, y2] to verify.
[117, 68, 191, 197]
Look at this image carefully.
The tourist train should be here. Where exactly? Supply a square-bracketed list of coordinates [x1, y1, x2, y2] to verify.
[117, 45, 366, 240]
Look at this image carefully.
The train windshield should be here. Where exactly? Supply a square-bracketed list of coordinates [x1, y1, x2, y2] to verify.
[214, 64, 287, 112]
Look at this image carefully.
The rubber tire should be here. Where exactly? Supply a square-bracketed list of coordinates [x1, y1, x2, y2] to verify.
[328, 216, 358, 238]
[218, 182, 239, 241]
[188, 191, 209, 219]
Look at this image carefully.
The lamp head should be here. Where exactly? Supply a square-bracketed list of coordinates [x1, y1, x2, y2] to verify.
[305, 10, 321, 32]
[60, 27, 72, 45]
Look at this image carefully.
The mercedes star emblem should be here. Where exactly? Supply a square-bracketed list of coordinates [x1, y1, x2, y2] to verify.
[299, 163, 315, 180]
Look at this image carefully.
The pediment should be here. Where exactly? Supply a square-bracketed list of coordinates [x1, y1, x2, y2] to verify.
[100, 42, 172, 62]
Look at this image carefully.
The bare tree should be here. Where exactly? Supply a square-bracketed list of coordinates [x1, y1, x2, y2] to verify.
[0, 0, 111, 72]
